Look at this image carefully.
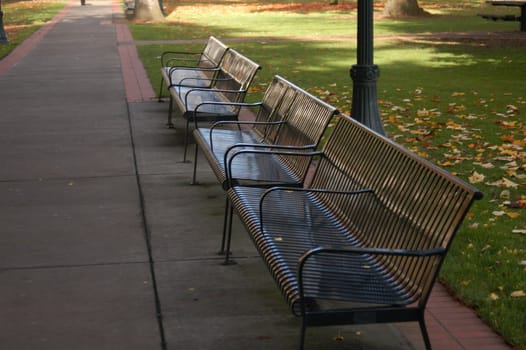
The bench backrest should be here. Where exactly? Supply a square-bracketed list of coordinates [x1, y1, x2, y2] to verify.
[199, 36, 229, 69]
[249, 75, 303, 142]
[269, 86, 339, 183]
[214, 48, 261, 100]
[310, 114, 483, 305]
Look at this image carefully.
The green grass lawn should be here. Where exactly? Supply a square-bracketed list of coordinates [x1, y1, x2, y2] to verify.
[130, 0, 526, 347]
[0, 0, 67, 59]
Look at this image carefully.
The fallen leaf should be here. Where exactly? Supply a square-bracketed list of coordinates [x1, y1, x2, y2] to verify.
[473, 162, 495, 169]
[489, 292, 499, 301]
[486, 178, 519, 189]
[512, 229, 526, 235]
[469, 171, 485, 184]
[510, 290, 526, 298]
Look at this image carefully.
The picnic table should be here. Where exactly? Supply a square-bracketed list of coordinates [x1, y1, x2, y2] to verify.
[486, 0, 526, 31]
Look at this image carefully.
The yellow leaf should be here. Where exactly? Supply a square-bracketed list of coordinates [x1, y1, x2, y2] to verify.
[506, 212, 520, 219]
[486, 178, 519, 189]
[469, 171, 485, 184]
[510, 290, 526, 298]
[489, 292, 499, 301]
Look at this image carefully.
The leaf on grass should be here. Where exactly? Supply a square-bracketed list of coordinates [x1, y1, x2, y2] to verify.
[508, 198, 526, 209]
[512, 229, 526, 235]
[492, 211, 506, 217]
[506, 212, 520, 219]
[437, 160, 455, 167]
[489, 292, 499, 301]
[510, 290, 526, 298]
[469, 171, 485, 184]
[473, 162, 495, 169]
[486, 178, 519, 189]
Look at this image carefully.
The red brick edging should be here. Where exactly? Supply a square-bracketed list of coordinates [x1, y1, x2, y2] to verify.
[0, 1, 74, 76]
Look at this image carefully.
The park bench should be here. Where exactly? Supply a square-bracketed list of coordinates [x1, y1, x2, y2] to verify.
[123, 1, 135, 18]
[192, 75, 338, 253]
[224, 114, 483, 350]
[158, 36, 228, 102]
[191, 75, 338, 188]
[478, 13, 520, 21]
[479, 0, 526, 31]
[167, 48, 261, 161]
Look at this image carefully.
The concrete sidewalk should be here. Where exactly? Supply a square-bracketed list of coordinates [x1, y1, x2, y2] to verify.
[0, 0, 512, 349]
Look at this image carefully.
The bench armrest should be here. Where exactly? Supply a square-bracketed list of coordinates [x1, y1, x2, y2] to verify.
[168, 66, 219, 74]
[160, 51, 201, 66]
[193, 101, 263, 130]
[167, 70, 220, 87]
[209, 120, 286, 149]
[296, 245, 447, 314]
[186, 88, 247, 110]
[210, 118, 280, 131]
[225, 147, 320, 187]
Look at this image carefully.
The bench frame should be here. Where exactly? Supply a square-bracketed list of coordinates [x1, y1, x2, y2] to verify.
[158, 36, 228, 102]
[225, 114, 483, 350]
[167, 48, 261, 161]
[192, 76, 339, 257]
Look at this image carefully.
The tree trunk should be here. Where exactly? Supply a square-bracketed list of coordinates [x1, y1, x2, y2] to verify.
[134, 0, 165, 21]
[383, 0, 429, 17]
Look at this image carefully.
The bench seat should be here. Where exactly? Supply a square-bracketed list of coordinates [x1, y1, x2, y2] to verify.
[171, 85, 240, 119]
[230, 185, 429, 313]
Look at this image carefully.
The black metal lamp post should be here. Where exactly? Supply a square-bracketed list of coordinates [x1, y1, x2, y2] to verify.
[0, 0, 9, 45]
[350, 0, 384, 134]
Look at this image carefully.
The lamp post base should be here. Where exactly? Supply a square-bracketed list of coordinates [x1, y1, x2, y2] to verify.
[350, 64, 385, 135]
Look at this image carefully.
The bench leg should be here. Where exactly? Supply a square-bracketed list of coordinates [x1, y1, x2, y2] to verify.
[191, 144, 199, 185]
[222, 198, 235, 265]
[219, 196, 230, 254]
[166, 96, 175, 128]
[299, 320, 306, 350]
[183, 119, 191, 163]
[418, 315, 432, 350]
[158, 79, 164, 102]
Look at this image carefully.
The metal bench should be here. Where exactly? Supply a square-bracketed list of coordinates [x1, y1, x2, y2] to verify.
[478, 13, 520, 21]
[167, 48, 261, 161]
[123, 1, 135, 18]
[192, 75, 338, 187]
[158, 36, 228, 102]
[192, 76, 338, 255]
[225, 114, 483, 350]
